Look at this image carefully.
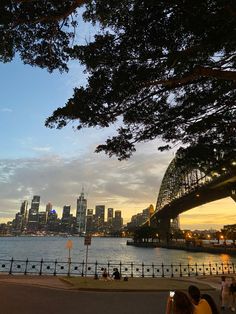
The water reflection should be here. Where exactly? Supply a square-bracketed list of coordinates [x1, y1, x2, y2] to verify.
[0, 237, 235, 266]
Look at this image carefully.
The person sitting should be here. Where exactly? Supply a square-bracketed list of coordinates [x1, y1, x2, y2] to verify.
[165, 290, 195, 314]
[102, 268, 108, 280]
[201, 293, 220, 314]
[112, 268, 121, 280]
[188, 285, 212, 314]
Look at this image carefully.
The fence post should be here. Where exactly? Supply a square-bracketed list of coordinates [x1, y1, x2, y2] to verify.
[203, 263, 205, 276]
[120, 261, 122, 278]
[9, 257, 14, 275]
[141, 262, 144, 278]
[195, 262, 198, 276]
[24, 258, 28, 275]
[216, 263, 218, 275]
[152, 263, 155, 278]
[81, 260, 85, 277]
[222, 262, 224, 275]
[107, 261, 110, 277]
[171, 264, 174, 278]
[95, 261, 98, 279]
[131, 262, 133, 278]
[233, 263, 235, 274]
[179, 263, 182, 277]
[187, 263, 190, 277]
[54, 259, 57, 276]
[161, 263, 164, 278]
[39, 258, 43, 276]
[209, 263, 212, 275]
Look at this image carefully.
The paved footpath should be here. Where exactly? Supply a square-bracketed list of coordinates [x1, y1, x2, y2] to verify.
[0, 276, 233, 314]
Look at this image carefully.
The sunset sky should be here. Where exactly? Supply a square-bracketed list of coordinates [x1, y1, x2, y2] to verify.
[0, 15, 235, 230]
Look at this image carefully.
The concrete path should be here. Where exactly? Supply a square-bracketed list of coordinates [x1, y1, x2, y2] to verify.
[0, 275, 233, 314]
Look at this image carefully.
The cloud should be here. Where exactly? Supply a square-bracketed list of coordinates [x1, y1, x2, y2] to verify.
[0, 107, 12, 113]
[0, 147, 172, 222]
[32, 146, 52, 152]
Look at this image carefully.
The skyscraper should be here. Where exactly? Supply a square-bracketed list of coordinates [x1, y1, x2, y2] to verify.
[86, 208, 94, 232]
[27, 195, 40, 232]
[95, 205, 105, 231]
[107, 208, 114, 227]
[20, 200, 28, 229]
[113, 210, 123, 231]
[76, 190, 87, 234]
[61, 205, 71, 233]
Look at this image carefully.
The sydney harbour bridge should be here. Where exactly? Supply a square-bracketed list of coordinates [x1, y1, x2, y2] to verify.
[148, 153, 236, 241]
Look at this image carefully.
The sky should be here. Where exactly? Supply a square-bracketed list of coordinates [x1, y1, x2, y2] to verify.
[0, 14, 235, 229]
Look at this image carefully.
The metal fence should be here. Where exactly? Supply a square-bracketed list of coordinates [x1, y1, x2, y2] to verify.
[0, 258, 236, 278]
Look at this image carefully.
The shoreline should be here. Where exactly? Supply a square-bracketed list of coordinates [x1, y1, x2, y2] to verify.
[127, 240, 236, 255]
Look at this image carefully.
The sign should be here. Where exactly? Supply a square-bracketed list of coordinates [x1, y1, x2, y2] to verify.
[84, 235, 92, 246]
[66, 239, 73, 249]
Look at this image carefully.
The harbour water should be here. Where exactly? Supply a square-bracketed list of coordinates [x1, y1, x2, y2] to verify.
[0, 236, 236, 266]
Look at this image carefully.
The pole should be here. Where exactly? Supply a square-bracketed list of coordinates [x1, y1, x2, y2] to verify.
[85, 244, 89, 277]
[68, 247, 71, 276]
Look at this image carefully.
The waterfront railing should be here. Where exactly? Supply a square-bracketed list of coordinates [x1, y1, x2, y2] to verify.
[0, 258, 235, 278]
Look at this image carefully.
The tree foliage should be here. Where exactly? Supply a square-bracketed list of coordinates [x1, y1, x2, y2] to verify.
[0, 0, 84, 72]
[1, 1, 236, 161]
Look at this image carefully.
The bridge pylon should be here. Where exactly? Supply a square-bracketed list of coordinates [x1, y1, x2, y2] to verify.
[150, 216, 171, 244]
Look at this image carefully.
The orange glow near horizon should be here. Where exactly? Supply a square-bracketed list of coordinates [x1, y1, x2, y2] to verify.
[180, 197, 236, 230]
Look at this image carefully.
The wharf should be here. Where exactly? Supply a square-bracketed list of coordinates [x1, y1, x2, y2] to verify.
[127, 240, 236, 255]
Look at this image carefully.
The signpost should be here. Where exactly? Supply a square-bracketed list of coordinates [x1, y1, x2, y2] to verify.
[84, 235, 91, 277]
[66, 239, 73, 276]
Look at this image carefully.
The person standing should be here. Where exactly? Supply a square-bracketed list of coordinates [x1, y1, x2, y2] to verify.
[221, 276, 231, 310]
[230, 277, 236, 312]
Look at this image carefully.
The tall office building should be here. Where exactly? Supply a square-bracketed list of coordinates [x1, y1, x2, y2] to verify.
[107, 208, 113, 227]
[95, 205, 105, 231]
[45, 202, 53, 223]
[76, 191, 87, 234]
[27, 195, 40, 231]
[20, 200, 28, 229]
[61, 205, 71, 233]
[86, 208, 94, 233]
[113, 210, 123, 231]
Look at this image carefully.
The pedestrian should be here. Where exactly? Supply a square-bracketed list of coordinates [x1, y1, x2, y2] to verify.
[112, 268, 121, 280]
[188, 285, 212, 314]
[221, 276, 231, 310]
[201, 293, 220, 314]
[102, 268, 108, 280]
[165, 290, 194, 314]
[230, 277, 236, 312]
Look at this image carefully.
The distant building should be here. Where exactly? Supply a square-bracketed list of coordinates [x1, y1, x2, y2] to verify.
[76, 191, 87, 233]
[20, 200, 28, 229]
[27, 195, 40, 232]
[45, 202, 53, 223]
[127, 204, 154, 231]
[38, 211, 47, 230]
[86, 208, 94, 233]
[61, 205, 71, 233]
[113, 210, 123, 231]
[47, 209, 58, 231]
[95, 205, 105, 231]
[107, 208, 114, 227]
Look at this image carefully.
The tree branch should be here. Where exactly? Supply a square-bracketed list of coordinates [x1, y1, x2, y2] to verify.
[15, 0, 85, 24]
[143, 66, 236, 89]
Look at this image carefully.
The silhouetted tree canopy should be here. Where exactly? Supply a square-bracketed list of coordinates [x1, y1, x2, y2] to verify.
[1, 1, 236, 160]
[0, 0, 85, 72]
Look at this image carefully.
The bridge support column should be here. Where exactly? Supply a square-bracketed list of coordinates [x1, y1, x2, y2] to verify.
[155, 218, 171, 244]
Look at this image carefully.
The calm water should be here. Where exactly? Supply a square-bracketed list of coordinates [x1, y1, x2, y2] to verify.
[0, 236, 235, 266]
